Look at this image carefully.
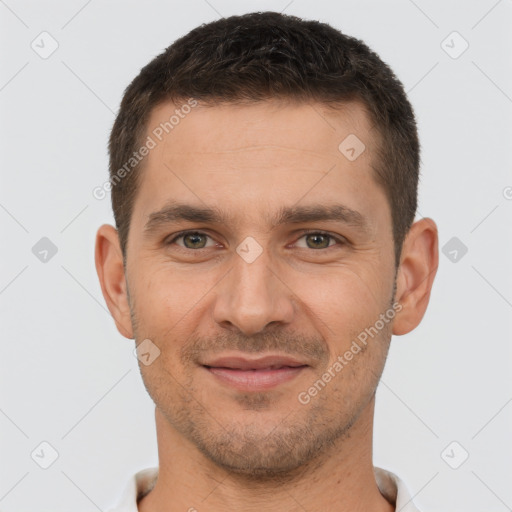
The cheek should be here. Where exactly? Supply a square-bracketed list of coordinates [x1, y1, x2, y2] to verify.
[133, 264, 210, 325]
[295, 264, 390, 338]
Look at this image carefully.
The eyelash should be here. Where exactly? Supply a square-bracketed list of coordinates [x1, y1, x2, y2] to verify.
[166, 230, 346, 251]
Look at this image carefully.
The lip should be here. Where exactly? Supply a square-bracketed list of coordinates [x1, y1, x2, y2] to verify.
[201, 354, 309, 392]
[202, 354, 308, 370]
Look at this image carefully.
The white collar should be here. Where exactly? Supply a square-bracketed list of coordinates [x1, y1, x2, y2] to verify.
[107, 466, 422, 511]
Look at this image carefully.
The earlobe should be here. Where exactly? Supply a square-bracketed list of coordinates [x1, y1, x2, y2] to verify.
[392, 218, 439, 336]
[94, 224, 134, 339]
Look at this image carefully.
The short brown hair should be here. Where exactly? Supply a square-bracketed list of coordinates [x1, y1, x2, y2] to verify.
[108, 11, 419, 266]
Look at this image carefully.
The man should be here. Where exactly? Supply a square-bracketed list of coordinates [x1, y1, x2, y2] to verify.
[96, 11, 438, 512]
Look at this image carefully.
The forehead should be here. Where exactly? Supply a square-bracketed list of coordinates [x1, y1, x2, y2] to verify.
[130, 98, 386, 231]
[148, 98, 376, 158]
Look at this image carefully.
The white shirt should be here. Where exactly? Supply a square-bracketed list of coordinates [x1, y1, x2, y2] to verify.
[107, 466, 422, 511]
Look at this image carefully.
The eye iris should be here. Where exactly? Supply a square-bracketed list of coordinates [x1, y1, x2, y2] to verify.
[183, 233, 207, 249]
[306, 234, 330, 249]
[179, 233, 332, 249]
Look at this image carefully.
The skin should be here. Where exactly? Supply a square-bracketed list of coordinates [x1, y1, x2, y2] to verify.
[95, 99, 438, 511]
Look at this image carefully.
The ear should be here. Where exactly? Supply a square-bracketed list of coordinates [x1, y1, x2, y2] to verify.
[393, 218, 438, 336]
[94, 224, 134, 339]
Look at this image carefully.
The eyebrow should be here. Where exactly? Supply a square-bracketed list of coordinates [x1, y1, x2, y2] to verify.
[143, 202, 370, 236]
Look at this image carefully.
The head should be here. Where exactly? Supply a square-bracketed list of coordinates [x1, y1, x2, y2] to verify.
[96, 12, 437, 479]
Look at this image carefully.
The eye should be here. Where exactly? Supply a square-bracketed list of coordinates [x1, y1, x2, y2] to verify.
[166, 230, 345, 252]
[167, 231, 217, 249]
[293, 231, 344, 250]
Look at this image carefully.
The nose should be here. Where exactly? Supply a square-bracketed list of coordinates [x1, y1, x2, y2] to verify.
[212, 248, 295, 336]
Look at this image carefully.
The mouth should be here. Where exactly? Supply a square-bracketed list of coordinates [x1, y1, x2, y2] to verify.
[201, 354, 310, 391]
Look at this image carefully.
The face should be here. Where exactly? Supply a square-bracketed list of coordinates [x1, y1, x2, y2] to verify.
[123, 99, 398, 478]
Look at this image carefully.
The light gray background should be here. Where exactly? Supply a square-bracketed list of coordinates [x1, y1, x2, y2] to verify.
[1, 1, 511, 511]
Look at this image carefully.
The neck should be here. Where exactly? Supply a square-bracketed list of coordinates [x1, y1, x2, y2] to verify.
[138, 397, 394, 512]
